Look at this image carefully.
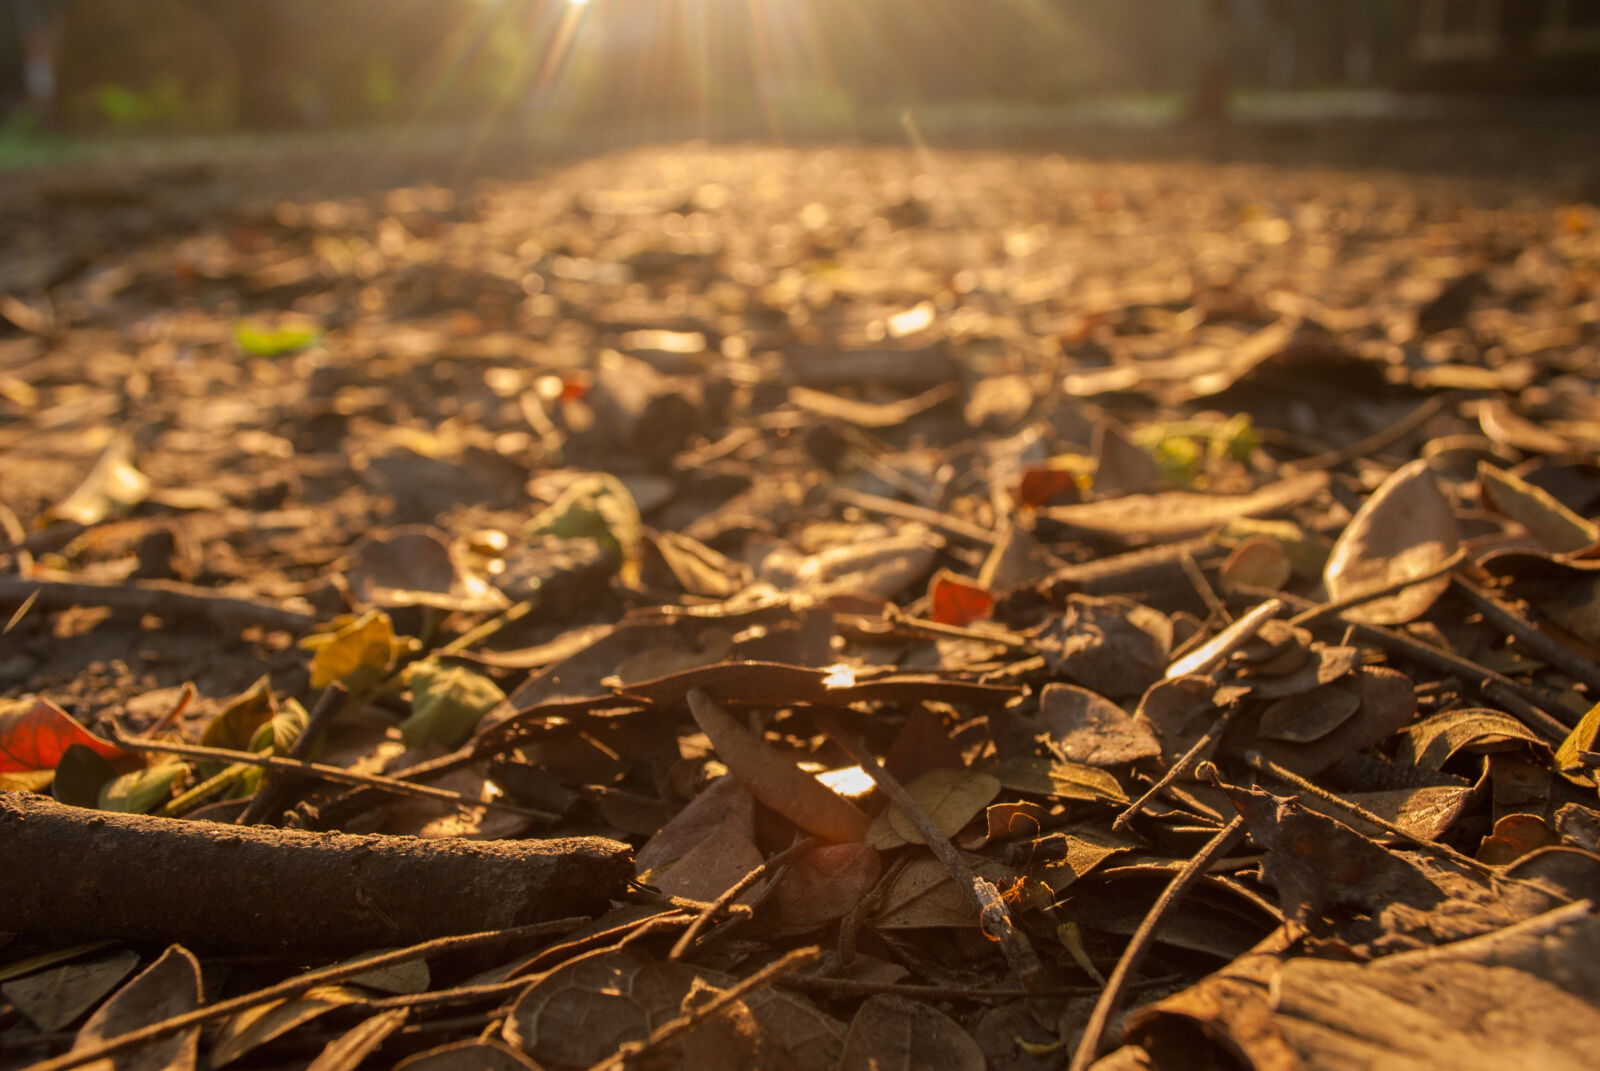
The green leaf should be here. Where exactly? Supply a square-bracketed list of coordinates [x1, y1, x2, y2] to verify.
[526, 474, 642, 582]
[250, 698, 309, 758]
[233, 320, 321, 357]
[98, 761, 187, 813]
[52, 743, 118, 808]
[402, 660, 505, 749]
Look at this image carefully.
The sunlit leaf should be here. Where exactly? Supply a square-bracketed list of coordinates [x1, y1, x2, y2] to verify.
[867, 768, 1000, 849]
[0, 696, 125, 773]
[1323, 458, 1460, 624]
[526, 473, 642, 582]
[201, 675, 276, 753]
[44, 433, 150, 527]
[926, 570, 993, 627]
[212, 984, 362, 1066]
[234, 319, 321, 357]
[1555, 701, 1600, 789]
[402, 660, 505, 749]
[302, 611, 413, 691]
[98, 761, 186, 813]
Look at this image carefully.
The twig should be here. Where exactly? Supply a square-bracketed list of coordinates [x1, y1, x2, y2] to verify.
[105, 723, 557, 822]
[1165, 599, 1282, 679]
[236, 682, 348, 826]
[26, 918, 590, 1071]
[1287, 394, 1448, 473]
[1449, 576, 1600, 694]
[1288, 548, 1468, 628]
[669, 836, 818, 961]
[777, 975, 1181, 1002]
[588, 947, 821, 1071]
[1067, 816, 1245, 1071]
[820, 716, 1044, 990]
[830, 486, 999, 546]
[0, 575, 314, 634]
[1229, 583, 1577, 740]
[1240, 750, 1501, 879]
[1178, 550, 1230, 624]
[1112, 702, 1244, 833]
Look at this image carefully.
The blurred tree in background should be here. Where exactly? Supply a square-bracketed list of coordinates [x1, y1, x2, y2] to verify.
[9, 1, 1585, 137]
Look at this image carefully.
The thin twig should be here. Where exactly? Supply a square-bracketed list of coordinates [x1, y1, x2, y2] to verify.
[27, 918, 590, 1071]
[1112, 702, 1243, 833]
[1067, 816, 1245, 1071]
[1287, 394, 1447, 473]
[1240, 750, 1501, 878]
[670, 836, 818, 961]
[1165, 599, 1282, 679]
[1449, 576, 1600, 694]
[588, 947, 821, 1071]
[820, 716, 1044, 989]
[830, 486, 999, 546]
[1178, 550, 1230, 624]
[105, 723, 557, 822]
[1289, 548, 1468, 628]
[777, 975, 1182, 1002]
[0, 575, 315, 633]
[236, 682, 348, 826]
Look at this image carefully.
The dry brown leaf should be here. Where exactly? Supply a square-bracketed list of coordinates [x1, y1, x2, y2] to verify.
[839, 994, 985, 1071]
[1038, 682, 1161, 766]
[70, 945, 201, 1071]
[1323, 458, 1460, 625]
[1040, 470, 1328, 543]
[1480, 462, 1600, 554]
[866, 768, 1001, 849]
[687, 689, 869, 843]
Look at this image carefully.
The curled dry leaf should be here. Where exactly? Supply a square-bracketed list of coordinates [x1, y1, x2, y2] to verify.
[1323, 458, 1461, 625]
[1038, 682, 1161, 766]
[686, 688, 870, 843]
[1040, 470, 1328, 543]
[346, 525, 508, 613]
[1479, 462, 1600, 555]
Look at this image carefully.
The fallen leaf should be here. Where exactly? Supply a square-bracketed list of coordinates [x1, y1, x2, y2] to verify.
[1037, 682, 1161, 766]
[839, 994, 985, 1071]
[402, 661, 506, 749]
[0, 695, 125, 773]
[866, 768, 1001, 849]
[45, 433, 150, 527]
[2, 949, 140, 1032]
[1040, 470, 1328, 543]
[70, 945, 201, 1071]
[1480, 462, 1599, 554]
[1323, 458, 1461, 625]
[926, 570, 994, 627]
[687, 688, 870, 843]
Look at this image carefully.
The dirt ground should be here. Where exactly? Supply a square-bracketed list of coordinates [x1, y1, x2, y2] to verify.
[1, 115, 1598, 1068]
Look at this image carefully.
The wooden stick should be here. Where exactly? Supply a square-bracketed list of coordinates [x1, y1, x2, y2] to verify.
[0, 793, 632, 958]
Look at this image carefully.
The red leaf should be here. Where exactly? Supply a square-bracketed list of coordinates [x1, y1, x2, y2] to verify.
[928, 570, 994, 627]
[0, 697, 127, 773]
[1015, 467, 1081, 509]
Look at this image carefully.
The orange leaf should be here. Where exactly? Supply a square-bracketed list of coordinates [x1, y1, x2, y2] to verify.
[927, 570, 993, 627]
[0, 696, 127, 773]
[1015, 467, 1081, 509]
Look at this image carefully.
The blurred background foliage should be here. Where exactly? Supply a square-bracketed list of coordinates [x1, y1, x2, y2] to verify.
[0, 1, 1594, 137]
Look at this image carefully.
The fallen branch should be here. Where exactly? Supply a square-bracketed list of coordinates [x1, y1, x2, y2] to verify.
[0, 793, 633, 957]
[0, 575, 315, 634]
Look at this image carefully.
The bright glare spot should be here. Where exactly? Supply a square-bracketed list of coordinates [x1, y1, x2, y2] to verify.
[566, 0, 590, 5]
[822, 663, 857, 689]
[816, 765, 876, 799]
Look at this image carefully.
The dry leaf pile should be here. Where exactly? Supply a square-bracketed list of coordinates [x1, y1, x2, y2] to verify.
[1, 136, 1598, 1070]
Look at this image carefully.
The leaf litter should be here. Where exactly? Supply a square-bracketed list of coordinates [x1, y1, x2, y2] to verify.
[0, 133, 1598, 1070]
